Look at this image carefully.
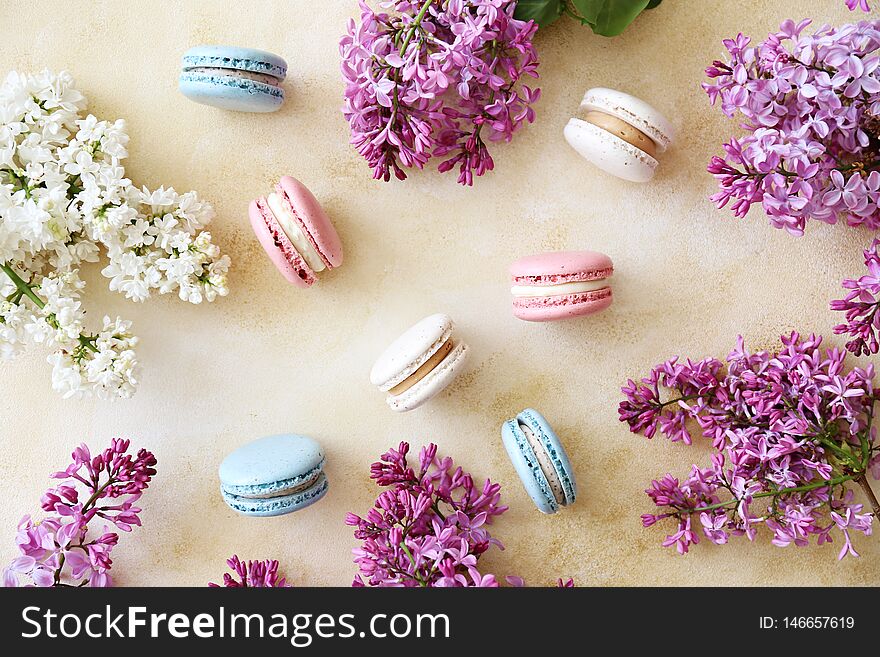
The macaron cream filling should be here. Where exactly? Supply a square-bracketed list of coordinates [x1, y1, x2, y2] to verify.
[519, 422, 565, 506]
[185, 66, 281, 86]
[388, 338, 454, 395]
[266, 192, 326, 272]
[511, 278, 610, 298]
[577, 108, 657, 157]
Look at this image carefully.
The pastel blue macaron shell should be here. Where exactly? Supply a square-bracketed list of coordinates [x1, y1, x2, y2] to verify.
[181, 45, 287, 78]
[179, 74, 284, 113]
[179, 45, 286, 112]
[221, 472, 329, 517]
[219, 434, 326, 516]
[500, 409, 576, 514]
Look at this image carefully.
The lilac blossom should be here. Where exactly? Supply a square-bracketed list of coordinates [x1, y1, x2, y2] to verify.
[209, 556, 290, 588]
[846, 0, 871, 12]
[349, 442, 573, 587]
[340, 1, 540, 185]
[619, 333, 879, 558]
[3, 439, 156, 586]
[348, 442, 508, 586]
[832, 238, 880, 355]
[704, 19, 880, 235]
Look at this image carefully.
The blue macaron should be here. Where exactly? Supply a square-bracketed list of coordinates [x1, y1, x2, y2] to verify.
[501, 409, 577, 514]
[219, 434, 328, 517]
[179, 45, 287, 113]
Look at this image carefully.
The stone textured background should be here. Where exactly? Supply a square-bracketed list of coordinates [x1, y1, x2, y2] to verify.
[2, 0, 877, 586]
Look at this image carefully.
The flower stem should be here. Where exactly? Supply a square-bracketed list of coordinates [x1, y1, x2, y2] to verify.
[0, 263, 45, 309]
[690, 474, 859, 514]
[815, 435, 861, 468]
[655, 393, 702, 411]
[8, 170, 33, 198]
[0, 262, 99, 353]
[856, 474, 880, 516]
[53, 553, 65, 585]
[399, 541, 426, 587]
[82, 478, 114, 513]
[399, 0, 435, 53]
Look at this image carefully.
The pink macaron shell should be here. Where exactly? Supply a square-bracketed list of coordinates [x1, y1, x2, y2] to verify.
[248, 198, 316, 288]
[513, 288, 613, 322]
[277, 176, 343, 269]
[510, 250, 613, 285]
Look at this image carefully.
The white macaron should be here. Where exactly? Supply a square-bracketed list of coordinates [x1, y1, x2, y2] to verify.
[370, 313, 470, 412]
[563, 87, 674, 183]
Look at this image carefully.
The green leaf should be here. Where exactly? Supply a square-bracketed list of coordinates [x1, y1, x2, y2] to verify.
[646, 0, 663, 9]
[513, 0, 566, 28]
[572, 0, 652, 36]
[570, 0, 600, 24]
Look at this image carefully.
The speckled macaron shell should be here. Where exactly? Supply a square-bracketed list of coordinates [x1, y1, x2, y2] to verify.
[249, 176, 343, 288]
[501, 409, 577, 514]
[182, 45, 288, 78]
[370, 313, 470, 412]
[179, 45, 287, 113]
[221, 473, 328, 517]
[583, 88, 673, 151]
[564, 87, 673, 182]
[278, 176, 343, 269]
[249, 198, 313, 287]
[510, 251, 613, 322]
[219, 434, 328, 517]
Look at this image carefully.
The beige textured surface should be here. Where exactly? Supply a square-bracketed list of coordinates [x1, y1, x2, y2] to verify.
[1, 0, 877, 587]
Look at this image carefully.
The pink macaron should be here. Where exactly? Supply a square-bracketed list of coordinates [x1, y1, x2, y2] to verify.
[249, 176, 343, 288]
[510, 251, 613, 322]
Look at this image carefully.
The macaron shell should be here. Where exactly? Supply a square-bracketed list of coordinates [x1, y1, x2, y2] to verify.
[220, 462, 324, 498]
[564, 118, 657, 183]
[387, 341, 469, 412]
[517, 409, 576, 506]
[582, 87, 673, 151]
[513, 288, 612, 322]
[221, 472, 329, 517]
[179, 75, 284, 113]
[182, 45, 288, 79]
[219, 433, 325, 488]
[501, 419, 559, 514]
[249, 198, 316, 288]
[510, 250, 613, 283]
[371, 313, 454, 389]
[278, 176, 343, 269]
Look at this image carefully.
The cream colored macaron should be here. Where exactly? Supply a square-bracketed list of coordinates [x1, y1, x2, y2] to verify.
[564, 87, 674, 182]
[370, 313, 470, 412]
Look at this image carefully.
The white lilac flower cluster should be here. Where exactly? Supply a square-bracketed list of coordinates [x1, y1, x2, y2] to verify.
[0, 70, 231, 399]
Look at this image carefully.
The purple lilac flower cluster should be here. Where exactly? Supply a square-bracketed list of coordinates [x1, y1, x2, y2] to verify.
[3, 439, 156, 587]
[619, 333, 879, 558]
[832, 238, 880, 355]
[209, 556, 290, 588]
[346, 442, 508, 586]
[704, 19, 880, 235]
[340, 0, 540, 185]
